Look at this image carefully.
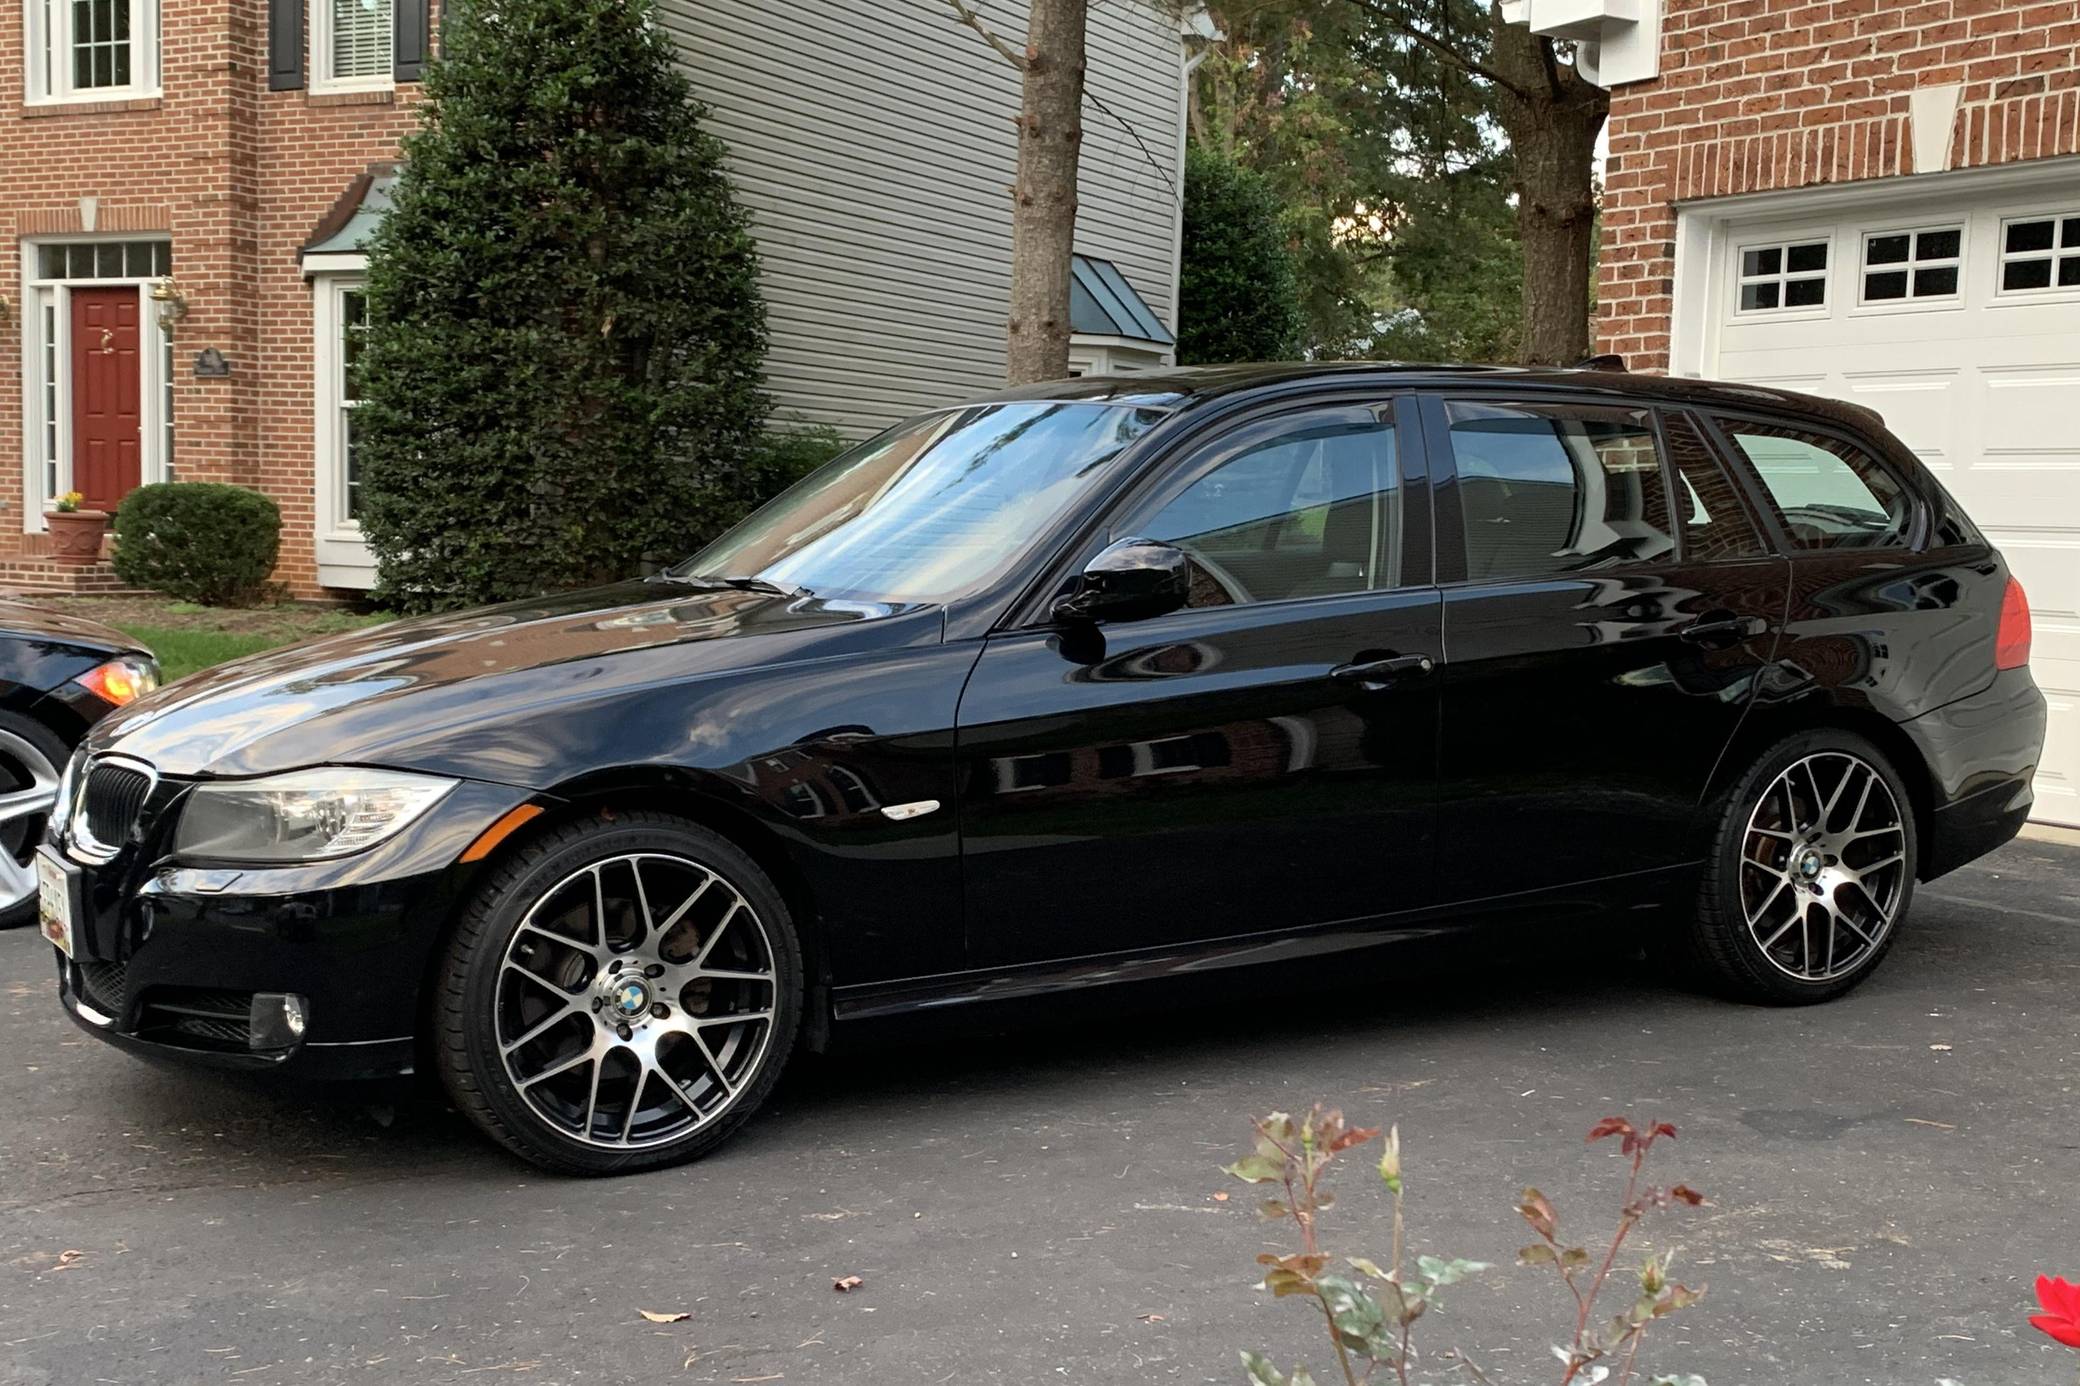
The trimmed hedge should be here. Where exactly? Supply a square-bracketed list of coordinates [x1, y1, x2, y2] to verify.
[1179, 147, 1306, 365]
[112, 483, 281, 606]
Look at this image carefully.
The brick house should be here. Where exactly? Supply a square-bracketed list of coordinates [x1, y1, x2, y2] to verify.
[1511, 0, 2078, 823]
[1, 1, 1193, 593]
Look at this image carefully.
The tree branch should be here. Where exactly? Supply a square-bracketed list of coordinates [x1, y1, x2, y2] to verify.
[1341, 0, 1537, 102]
[1087, 87, 1179, 200]
[945, 0, 1027, 71]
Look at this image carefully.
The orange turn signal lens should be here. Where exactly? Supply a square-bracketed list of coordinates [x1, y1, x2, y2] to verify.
[76, 655, 161, 707]
[460, 803, 545, 863]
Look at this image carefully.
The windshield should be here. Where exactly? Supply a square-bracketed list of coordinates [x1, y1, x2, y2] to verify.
[677, 400, 1168, 603]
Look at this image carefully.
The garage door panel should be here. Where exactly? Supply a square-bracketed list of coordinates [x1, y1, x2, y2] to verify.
[1701, 183, 2080, 825]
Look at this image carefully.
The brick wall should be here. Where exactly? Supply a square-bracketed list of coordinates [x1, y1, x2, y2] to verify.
[0, 0, 420, 594]
[1599, 0, 2080, 370]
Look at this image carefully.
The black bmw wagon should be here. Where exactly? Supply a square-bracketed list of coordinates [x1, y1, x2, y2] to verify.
[43, 364, 2044, 1173]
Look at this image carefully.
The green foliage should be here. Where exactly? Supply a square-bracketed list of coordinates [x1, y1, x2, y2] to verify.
[732, 420, 849, 529]
[112, 483, 282, 607]
[355, 0, 768, 612]
[1179, 146, 1305, 365]
[1229, 1107, 1705, 1386]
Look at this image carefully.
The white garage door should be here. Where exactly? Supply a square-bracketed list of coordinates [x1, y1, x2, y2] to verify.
[1685, 170, 2080, 827]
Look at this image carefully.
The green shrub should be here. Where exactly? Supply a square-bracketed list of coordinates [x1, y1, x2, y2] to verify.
[354, 0, 770, 612]
[112, 483, 282, 606]
[1179, 147, 1306, 365]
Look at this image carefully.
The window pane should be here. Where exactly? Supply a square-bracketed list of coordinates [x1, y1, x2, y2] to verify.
[1742, 247, 1781, 277]
[153, 242, 171, 276]
[2007, 219, 2056, 254]
[1663, 412, 1766, 561]
[38, 246, 66, 279]
[1141, 414, 1398, 606]
[95, 243, 122, 276]
[1787, 242, 1828, 273]
[1740, 282, 1781, 311]
[2005, 258, 2054, 292]
[1724, 424, 1911, 550]
[341, 289, 369, 401]
[1784, 277, 1826, 307]
[332, 0, 393, 78]
[1448, 402, 1672, 581]
[2064, 218, 2080, 249]
[2060, 257, 2080, 288]
[1865, 234, 1910, 266]
[1863, 270, 1907, 301]
[1916, 228, 1961, 260]
[1913, 265, 1958, 297]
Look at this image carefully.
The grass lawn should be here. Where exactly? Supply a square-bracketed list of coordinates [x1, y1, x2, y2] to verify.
[36, 596, 393, 682]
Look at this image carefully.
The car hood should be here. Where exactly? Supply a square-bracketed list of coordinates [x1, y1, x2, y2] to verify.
[0, 599, 145, 656]
[88, 581, 937, 779]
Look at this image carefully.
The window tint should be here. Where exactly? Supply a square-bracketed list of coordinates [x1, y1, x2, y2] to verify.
[1718, 422, 1912, 550]
[1135, 410, 1400, 607]
[1662, 412, 1767, 561]
[1446, 401, 1672, 580]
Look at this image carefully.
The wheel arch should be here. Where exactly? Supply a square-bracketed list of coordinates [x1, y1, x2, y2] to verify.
[412, 765, 833, 1069]
[1703, 700, 1936, 875]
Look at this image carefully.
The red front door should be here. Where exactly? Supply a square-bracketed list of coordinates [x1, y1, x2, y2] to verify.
[70, 287, 143, 513]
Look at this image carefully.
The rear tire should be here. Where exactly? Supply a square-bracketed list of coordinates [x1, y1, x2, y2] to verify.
[434, 811, 803, 1175]
[0, 712, 69, 931]
[1689, 730, 1917, 1004]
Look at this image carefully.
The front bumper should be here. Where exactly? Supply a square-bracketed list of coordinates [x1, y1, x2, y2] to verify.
[53, 768, 537, 1079]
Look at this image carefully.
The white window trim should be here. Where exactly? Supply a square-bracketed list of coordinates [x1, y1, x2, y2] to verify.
[1854, 222, 1965, 311]
[22, 0, 160, 105]
[1731, 236, 1832, 318]
[17, 236, 174, 534]
[312, 267, 377, 589]
[1994, 208, 2080, 301]
[310, 0, 396, 95]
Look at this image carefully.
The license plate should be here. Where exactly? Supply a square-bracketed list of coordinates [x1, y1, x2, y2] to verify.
[36, 847, 78, 959]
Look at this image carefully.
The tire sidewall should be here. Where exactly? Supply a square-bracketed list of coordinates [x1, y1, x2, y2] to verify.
[0, 710, 72, 930]
[439, 815, 803, 1175]
[1711, 729, 1918, 1002]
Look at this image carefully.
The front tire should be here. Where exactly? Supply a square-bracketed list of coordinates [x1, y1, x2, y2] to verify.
[434, 812, 803, 1175]
[1689, 730, 1917, 1004]
[0, 712, 68, 930]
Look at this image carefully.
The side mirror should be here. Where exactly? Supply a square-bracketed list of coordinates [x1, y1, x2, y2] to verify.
[1052, 538, 1190, 624]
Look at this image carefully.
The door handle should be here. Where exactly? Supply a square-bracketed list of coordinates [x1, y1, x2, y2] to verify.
[1330, 653, 1435, 687]
[1677, 614, 1767, 646]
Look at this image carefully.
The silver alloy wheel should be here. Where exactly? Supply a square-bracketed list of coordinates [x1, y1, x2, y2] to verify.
[1740, 750, 1907, 982]
[495, 852, 778, 1150]
[0, 728, 61, 913]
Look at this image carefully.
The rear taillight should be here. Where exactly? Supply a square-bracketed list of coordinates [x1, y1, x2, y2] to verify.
[1996, 577, 2032, 671]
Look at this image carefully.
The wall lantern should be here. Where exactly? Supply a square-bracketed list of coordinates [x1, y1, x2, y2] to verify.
[150, 277, 189, 331]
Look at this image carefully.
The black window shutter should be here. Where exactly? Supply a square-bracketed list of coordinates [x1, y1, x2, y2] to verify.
[267, 0, 304, 90]
[394, 0, 430, 82]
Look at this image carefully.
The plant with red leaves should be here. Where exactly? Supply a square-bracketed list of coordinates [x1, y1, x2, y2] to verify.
[2031, 1275, 2080, 1351]
[1228, 1108, 1708, 1386]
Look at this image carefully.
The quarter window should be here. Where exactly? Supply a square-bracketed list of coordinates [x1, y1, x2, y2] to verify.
[1736, 240, 1828, 312]
[1861, 226, 1962, 302]
[1445, 401, 1672, 581]
[1662, 412, 1768, 562]
[1133, 410, 1402, 607]
[1717, 423, 1912, 550]
[1998, 213, 2080, 293]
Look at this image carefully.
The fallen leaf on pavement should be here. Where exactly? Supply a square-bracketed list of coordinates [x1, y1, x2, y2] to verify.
[638, 1309, 690, 1324]
[1929, 1044, 1953, 1052]
[1212, 1192, 1229, 1202]
[832, 1275, 863, 1293]
[52, 1250, 86, 1272]
[1138, 1313, 1166, 1323]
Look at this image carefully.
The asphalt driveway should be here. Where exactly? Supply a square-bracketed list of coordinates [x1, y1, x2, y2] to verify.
[2, 837, 2076, 1385]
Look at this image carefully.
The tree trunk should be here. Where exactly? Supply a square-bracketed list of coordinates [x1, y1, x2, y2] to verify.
[1005, 0, 1087, 385]
[1486, 12, 1607, 366]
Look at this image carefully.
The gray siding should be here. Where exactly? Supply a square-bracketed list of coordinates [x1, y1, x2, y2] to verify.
[657, 0, 1185, 436]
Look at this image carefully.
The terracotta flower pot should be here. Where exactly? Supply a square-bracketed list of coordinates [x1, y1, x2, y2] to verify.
[47, 509, 110, 566]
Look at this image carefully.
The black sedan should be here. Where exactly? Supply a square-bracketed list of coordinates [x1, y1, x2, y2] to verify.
[0, 602, 156, 927]
[44, 365, 2045, 1174]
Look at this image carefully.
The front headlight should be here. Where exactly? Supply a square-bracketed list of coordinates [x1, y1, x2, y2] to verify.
[174, 767, 458, 863]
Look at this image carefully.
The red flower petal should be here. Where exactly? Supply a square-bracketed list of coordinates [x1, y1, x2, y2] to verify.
[2040, 1275, 2080, 1322]
[2029, 1312, 2080, 1350]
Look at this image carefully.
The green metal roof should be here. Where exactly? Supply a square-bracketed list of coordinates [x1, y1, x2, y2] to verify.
[302, 169, 398, 257]
[1070, 254, 1174, 346]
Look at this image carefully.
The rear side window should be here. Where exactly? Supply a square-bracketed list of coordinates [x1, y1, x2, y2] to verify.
[1444, 400, 1672, 581]
[1716, 420, 1913, 550]
[1663, 412, 1769, 561]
